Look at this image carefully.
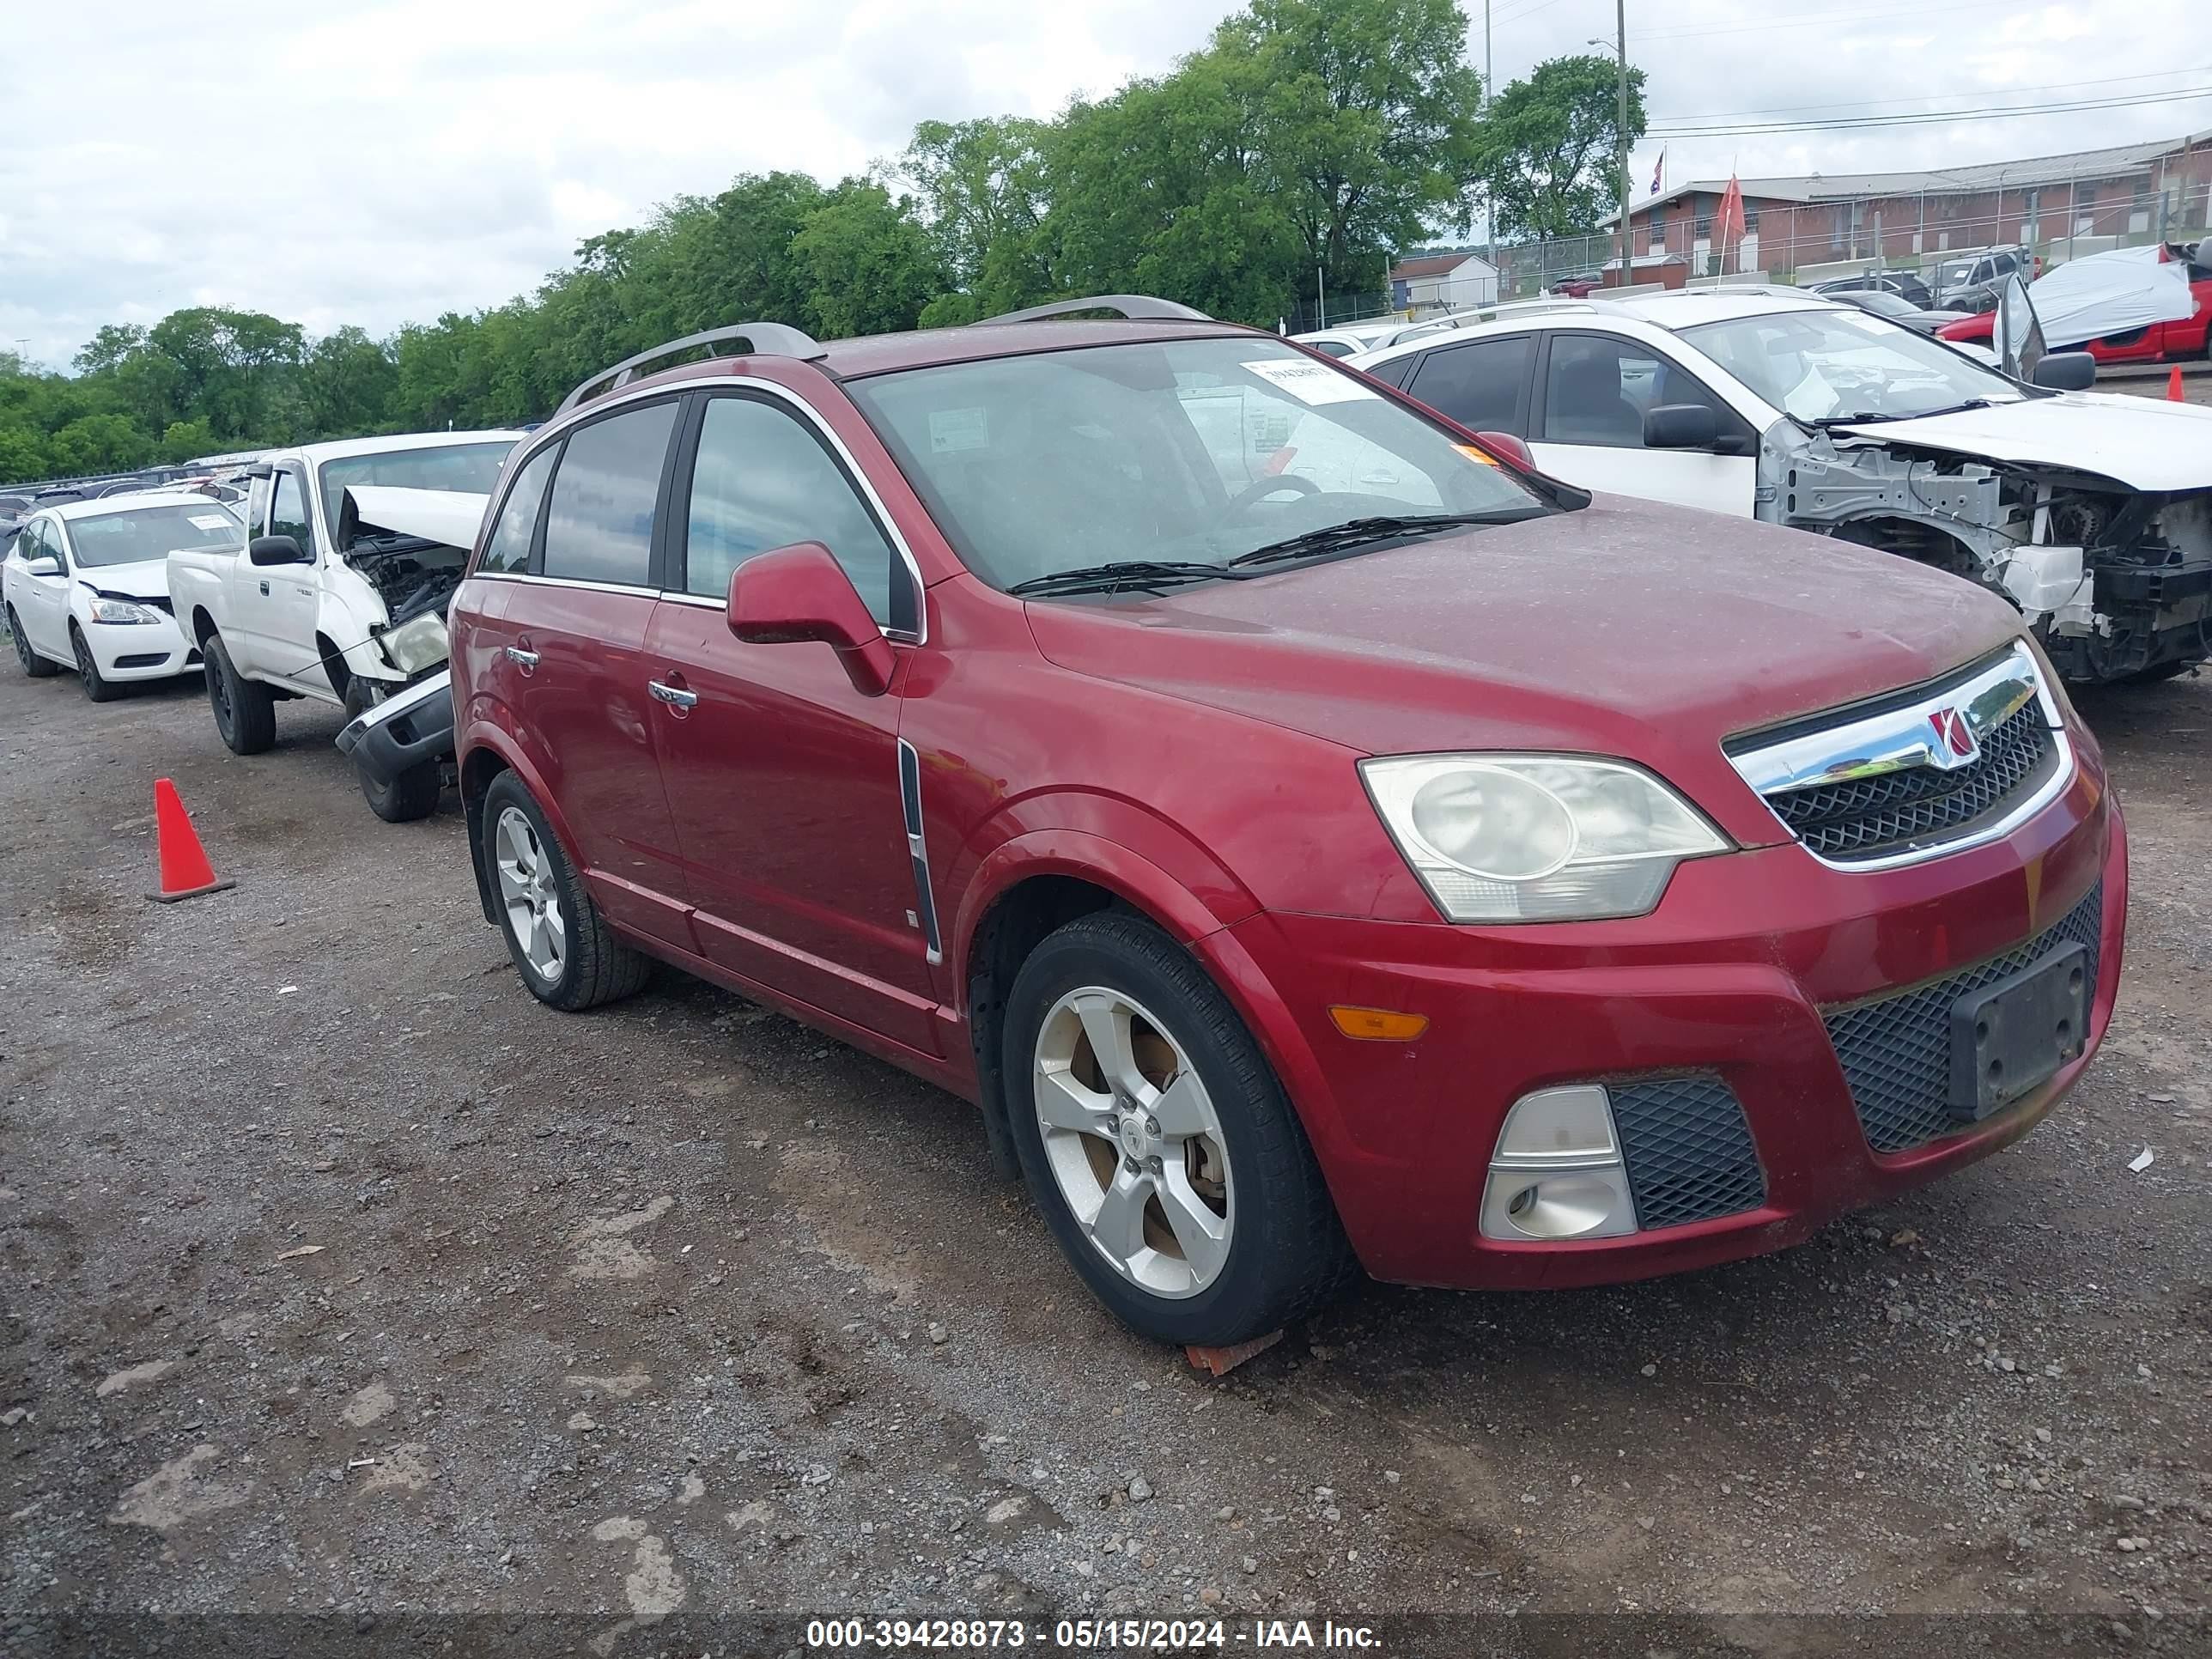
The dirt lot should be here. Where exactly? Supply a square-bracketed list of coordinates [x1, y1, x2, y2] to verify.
[1, 647, 2207, 1654]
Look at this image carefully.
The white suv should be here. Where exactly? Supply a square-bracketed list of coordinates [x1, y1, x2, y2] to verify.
[1351, 289, 2212, 685]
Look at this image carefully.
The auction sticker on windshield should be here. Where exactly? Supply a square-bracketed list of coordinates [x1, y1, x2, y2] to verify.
[1243, 358, 1376, 404]
[928, 406, 990, 453]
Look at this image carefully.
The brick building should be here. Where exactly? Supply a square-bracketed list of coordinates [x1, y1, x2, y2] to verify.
[1604, 130, 2212, 282]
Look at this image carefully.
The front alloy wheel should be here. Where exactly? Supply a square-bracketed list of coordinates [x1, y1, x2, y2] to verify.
[1003, 911, 1352, 1347]
[493, 804, 565, 982]
[1033, 987, 1234, 1298]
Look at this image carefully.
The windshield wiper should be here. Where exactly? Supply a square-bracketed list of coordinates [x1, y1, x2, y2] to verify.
[1006, 560, 1245, 598]
[1226, 511, 1538, 569]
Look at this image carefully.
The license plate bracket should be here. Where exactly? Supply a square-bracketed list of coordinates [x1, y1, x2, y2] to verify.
[1948, 942, 2089, 1121]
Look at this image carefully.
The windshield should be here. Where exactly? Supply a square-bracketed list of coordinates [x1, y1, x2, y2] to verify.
[1681, 307, 2022, 422]
[317, 441, 514, 507]
[844, 337, 1546, 591]
[64, 502, 242, 568]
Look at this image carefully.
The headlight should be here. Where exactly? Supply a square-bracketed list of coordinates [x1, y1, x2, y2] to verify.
[87, 597, 161, 625]
[379, 611, 450, 675]
[1360, 755, 1728, 922]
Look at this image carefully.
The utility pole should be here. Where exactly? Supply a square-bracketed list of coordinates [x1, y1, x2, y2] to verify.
[1614, 0, 1632, 285]
[1483, 0, 1494, 275]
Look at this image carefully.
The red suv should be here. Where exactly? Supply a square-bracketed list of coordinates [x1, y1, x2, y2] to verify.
[446, 298, 2126, 1347]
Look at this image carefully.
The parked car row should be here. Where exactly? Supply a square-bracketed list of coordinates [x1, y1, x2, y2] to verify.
[258, 295, 2134, 1349]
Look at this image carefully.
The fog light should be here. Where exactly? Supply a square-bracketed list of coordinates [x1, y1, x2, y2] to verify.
[1481, 1166, 1637, 1240]
[1480, 1085, 1638, 1241]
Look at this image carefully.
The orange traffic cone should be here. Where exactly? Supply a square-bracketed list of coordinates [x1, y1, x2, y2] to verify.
[2169, 366, 2187, 403]
[146, 778, 234, 902]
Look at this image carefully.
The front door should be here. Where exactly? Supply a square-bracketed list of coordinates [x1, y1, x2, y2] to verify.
[644, 389, 939, 1055]
[15, 521, 72, 658]
[501, 396, 693, 947]
[1526, 331, 1758, 517]
[237, 465, 325, 687]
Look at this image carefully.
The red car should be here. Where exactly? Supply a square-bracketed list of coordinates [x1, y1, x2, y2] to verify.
[445, 299, 2126, 1347]
[1938, 245, 2212, 365]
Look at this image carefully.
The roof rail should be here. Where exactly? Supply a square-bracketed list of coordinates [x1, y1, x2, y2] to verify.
[975, 295, 1212, 325]
[556, 322, 826, 416]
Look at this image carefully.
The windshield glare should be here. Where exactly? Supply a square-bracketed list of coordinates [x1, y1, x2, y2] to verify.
[1682, 307, 2021, 422]
[318, 441, 514, 507]
[846, 337, 1545, 590]
[64, 503, 242, 568]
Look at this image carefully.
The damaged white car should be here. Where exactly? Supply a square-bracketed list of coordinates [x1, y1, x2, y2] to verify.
[1353, 287, 2212, 684]
[167, 430, 520, 817]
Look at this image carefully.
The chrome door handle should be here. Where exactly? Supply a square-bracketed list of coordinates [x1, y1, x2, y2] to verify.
[505, 646, 539, 667]
[647, 679, 697, 708]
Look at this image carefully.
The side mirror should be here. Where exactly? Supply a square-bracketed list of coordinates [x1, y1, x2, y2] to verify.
[24, 556, 61, 577]
[2031, 351, 2096, 392]
[249, 534, 309, 567]
[1643, 403, 1722, 450]
[727, 541, 896, 698]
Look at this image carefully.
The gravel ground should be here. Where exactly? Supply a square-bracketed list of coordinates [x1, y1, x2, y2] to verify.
[0, 647, 2206, 1656]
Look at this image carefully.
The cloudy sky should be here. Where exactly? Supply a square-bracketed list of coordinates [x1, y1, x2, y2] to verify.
[3, 0, 2206, 368]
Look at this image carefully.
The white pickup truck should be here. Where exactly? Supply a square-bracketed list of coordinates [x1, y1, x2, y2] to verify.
[169, 430, 520, 819]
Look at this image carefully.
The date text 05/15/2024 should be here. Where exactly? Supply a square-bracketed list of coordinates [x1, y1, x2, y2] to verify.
[804, 1618, 1382, 1650]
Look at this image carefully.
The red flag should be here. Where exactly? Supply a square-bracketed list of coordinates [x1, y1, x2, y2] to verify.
[1714, 174, 1746, 272]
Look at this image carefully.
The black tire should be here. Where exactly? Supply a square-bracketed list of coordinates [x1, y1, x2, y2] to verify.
[9, 608, 58, 678]
[481, 770, 648, 1012]
[1002, 911, 1353, 1347]
[202, 630, 276, 754]
[70, 625, 118, 702]
[360, 757, 442, 823]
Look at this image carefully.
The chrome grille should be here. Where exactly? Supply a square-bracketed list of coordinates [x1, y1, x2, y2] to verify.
[1726, 643, 2072, 870]
[1766, 702, 2054, 860]
[1824, 881, 2103, 1155]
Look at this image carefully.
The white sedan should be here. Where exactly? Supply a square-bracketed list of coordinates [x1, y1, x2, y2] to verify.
[3, 494, 243, 700]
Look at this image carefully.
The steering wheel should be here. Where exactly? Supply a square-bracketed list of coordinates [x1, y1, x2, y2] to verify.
[1218, 473, 1323, 520]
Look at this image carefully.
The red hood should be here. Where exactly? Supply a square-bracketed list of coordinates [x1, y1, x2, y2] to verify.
[1023, 497, 2026, 846]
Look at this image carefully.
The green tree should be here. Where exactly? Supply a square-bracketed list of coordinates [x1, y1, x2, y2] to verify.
[161, 419, 219, 463]
[790, 181, 945, 340]
[46, 413, 151, 474]
[1479, 53, 1648, 241]
[74, 324, 149, 377]
[1218, 0, 1484, 291]
[300, 326, 399, 438]
[902, 117, 1054, 315]
[0, 425, 47, 483]
[144, 307, 306, 441]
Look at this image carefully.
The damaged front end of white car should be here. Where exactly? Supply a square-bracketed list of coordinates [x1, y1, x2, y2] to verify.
[1757, 278, 2210, 684]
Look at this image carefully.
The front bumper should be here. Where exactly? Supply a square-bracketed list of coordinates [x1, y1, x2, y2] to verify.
[83, 613, 198, 680]
[1201, 752, 2126, 1291]
[335, 669, 454, 785]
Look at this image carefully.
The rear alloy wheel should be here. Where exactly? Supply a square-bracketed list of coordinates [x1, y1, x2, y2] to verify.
[70, 626, 118, 702]
[9, 608, 57, 678]
[481, 772, 647, 1012]
[1005, 912, 1352, 1346]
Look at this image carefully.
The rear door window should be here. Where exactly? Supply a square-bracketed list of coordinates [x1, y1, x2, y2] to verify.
[1406, 336, 1534, 434]
[542, 401, 680, 587]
